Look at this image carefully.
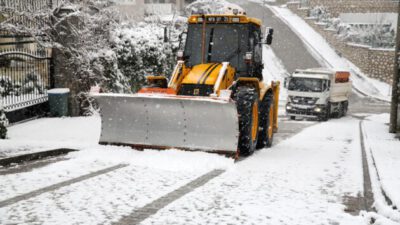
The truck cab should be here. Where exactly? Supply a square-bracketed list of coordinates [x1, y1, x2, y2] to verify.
[285, 68, 352, 121]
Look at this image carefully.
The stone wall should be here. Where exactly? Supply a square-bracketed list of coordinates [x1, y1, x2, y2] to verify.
[287, 2, 310, 17]
[308, 0, 398, 17]
[287, 2, 395, 84]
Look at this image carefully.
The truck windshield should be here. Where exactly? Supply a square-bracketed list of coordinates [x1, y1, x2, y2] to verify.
[288, 78, 327, 92]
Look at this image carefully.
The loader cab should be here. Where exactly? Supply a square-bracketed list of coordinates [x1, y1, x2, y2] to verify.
[183, 15, 264, 80]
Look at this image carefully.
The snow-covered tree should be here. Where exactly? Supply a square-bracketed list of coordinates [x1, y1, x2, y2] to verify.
[111, 22, 180, 92]
[309, 6, 395, 49]
[185, 0, 244, 16]
[0, 103, 8, 139]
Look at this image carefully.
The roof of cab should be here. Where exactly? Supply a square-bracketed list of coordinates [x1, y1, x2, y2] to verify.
[188, 15, 262, 27]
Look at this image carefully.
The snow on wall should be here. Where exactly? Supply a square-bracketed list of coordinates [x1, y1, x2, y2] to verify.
[339, 13, 398, 31]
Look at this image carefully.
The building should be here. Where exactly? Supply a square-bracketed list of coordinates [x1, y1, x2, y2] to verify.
[112, 0, 186, 21]
[111, 0, 145, 21]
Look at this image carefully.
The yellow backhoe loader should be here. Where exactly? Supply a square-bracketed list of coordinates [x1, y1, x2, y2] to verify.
[93, 11, 280, 158]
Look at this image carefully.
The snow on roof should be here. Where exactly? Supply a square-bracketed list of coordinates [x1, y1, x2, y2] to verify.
[48, 88, 70, 94]
[187, 0, 245, 15]
[295, 68, 334, 75]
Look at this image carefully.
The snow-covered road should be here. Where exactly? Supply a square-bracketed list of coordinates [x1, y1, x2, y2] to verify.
[140, 117, 365, 225]
[1, 113, 387, 225]
[1, 1, 398, 224]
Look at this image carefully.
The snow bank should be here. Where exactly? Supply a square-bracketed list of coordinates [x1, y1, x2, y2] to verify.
[362, 114, 400, 222]
[267, 5, 392, 102]
[0, 116, 101, 158]
[47, 88, 70, 94]
[73, 147, 234, 173]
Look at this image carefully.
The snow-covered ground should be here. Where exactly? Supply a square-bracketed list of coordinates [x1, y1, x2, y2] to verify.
[1, 110, 398, 224]
[0, 117, 101, 158]
[362, 114, 400, 223]
[140, 116, 365, 225]
[0, 3, 398, 223]
[266, 4, 392, 102]
[0, 113, 366, 224]
[0, 120, 234, 224]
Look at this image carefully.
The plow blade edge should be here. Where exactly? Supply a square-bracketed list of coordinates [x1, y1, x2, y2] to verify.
[94, 94, 239, 154]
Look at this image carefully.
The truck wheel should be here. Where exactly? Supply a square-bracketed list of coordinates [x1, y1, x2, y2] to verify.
[236, 86, 259, 156]
[342, 101, 348, 117]
[319, 103, 330, 121]
[290, 116, 296, 120]
[338, 102, 344, 118]
[266, 103, 275, 148]
[256, 93, 273, 149]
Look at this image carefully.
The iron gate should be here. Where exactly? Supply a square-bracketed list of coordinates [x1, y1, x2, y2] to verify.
[0, 49, 52, 112]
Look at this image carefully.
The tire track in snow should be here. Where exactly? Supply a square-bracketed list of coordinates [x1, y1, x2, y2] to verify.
[113, 169, 225, 225]
[359, 120, 375, 212]
[0, 164, 127, 208]
[360, 120, 400, 222]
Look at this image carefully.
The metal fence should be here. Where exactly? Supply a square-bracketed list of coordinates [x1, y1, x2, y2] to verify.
[0, 48, 52, 112]
[0, 0, 55, 11]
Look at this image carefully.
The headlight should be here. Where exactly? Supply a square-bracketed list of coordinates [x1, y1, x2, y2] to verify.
[286, 105, 292, 110]
[314, 107, 321, 112]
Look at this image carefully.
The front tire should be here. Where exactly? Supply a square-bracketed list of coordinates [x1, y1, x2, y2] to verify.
[236, 86, 259, 156]
[256, 93, 274, 149]
[319, 103, 330, 121]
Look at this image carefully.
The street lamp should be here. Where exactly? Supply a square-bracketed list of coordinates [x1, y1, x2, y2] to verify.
[389, 0, 400, 133]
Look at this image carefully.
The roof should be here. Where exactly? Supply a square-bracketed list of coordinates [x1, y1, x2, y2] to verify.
[292, 73, 331, 80]
[188, 15, 261, 27]
[294, 68, 335, 75]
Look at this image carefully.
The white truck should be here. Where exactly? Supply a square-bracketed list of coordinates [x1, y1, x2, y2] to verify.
[284, 68, 352, 121]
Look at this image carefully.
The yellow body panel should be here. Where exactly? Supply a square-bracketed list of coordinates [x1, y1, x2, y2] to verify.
[188, 15, 261, 27]
[180, 63, 236, 95]
[259, 81, 281, 132]
[181, 63, 221, 85]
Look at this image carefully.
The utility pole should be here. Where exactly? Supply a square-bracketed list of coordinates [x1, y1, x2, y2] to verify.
[390, 0, 400, 133]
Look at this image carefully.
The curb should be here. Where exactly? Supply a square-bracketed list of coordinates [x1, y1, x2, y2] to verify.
[0, 148, 78, 167]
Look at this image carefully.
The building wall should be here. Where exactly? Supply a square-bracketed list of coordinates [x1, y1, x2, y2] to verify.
[112, 0, 145, 21]
[112, 0, 185, 21]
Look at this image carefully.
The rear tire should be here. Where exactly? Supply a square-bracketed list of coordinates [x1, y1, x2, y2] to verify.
[256, 93, 274, 149]
[266, 104, 274, 148]
[342, 101, 348, 117]
[338, 102, 344, 118]
[236, 86, 259, 156]
[290, 116, 296, 120]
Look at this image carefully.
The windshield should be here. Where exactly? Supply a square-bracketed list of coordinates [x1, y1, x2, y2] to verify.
[184, 23, 248, 72]
[288, 77, 328, 92]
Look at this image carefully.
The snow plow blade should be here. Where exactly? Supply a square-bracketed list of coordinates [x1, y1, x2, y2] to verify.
[93, 94, 239, 155]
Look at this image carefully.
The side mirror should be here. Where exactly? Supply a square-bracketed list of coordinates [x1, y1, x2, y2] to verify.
[265, 27, 274, 45]
[284, 77, 288, 88]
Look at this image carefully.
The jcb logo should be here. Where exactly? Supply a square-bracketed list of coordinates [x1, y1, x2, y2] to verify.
[193, 89, 200, 95]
